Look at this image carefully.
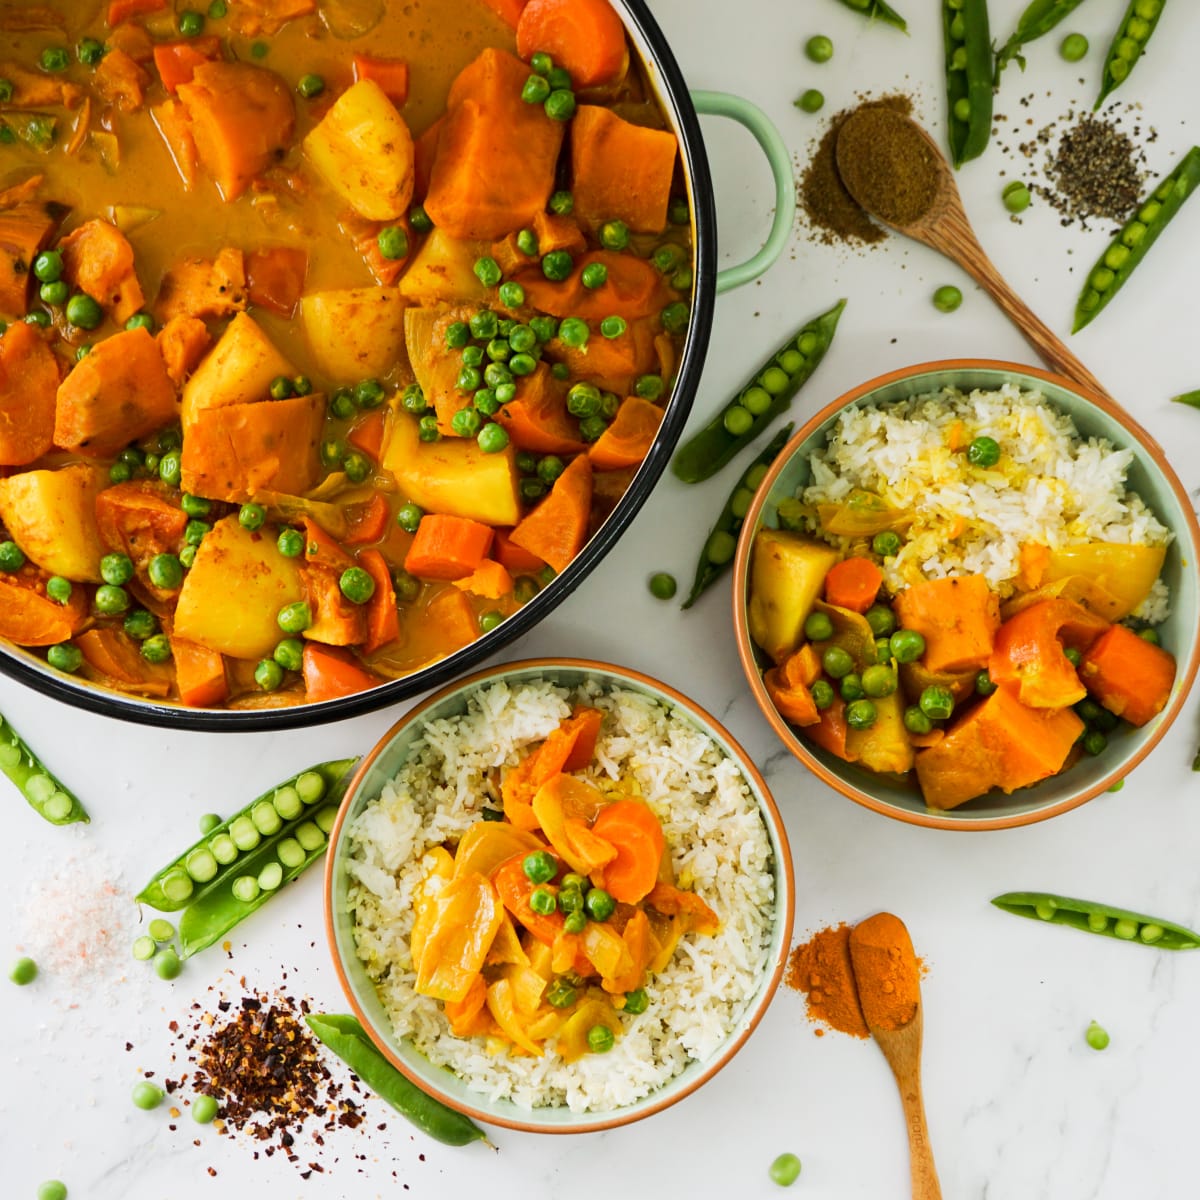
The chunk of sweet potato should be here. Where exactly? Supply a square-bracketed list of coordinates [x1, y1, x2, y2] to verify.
[893, 574, 1000, 674]
[0, 182, 64, 319]
[156, 314, 212, 388]
[94, 479, 187, 603]
[58, 218, 145, 324]
[0, 563, 89, 646]
[0, 321, 60, 465]
[173, 515, 305, 659]
[177, 62, 295, 202]
[154, 247, 247, 323]
[54, 327, 178, 459]
[1079, 623, 1177, 728]
[0, 463, 107, 581]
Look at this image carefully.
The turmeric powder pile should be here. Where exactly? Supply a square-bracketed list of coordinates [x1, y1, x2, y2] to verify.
[786, 913, 923, 1038]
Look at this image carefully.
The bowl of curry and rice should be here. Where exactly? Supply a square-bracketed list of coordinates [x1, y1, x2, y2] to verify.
[734, 360, 1200, 830]
[323, 659, 794, 1132]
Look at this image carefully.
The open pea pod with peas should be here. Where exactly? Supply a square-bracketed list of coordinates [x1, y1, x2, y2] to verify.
[992, 891, 1200, 949]
[942, 0, 993, 167]
[833, 0, 908, 33]
[671, 300, 845, 485]
[0, 710, 88, 825]
[1073, 145, 1200, 332]
[1095, 0, 1169, 110]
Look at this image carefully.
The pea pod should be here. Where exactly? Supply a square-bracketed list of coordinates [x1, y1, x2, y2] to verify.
[1072, 145, 1200, 332]
[1169, 390, 1200, 410]
[943, 0, 993, 167]
[671, 301, 845, 484]
[832, 0, 908, 32]
[136, 758, 357, 911]
[993, 0, 1089, 81]
[305, 1014, 491, 1147]
[0, 710, 88, 825]
[992, 891, 1200, 949]
[682, 424, 793, 609]
[1095, 0, 1168, 109]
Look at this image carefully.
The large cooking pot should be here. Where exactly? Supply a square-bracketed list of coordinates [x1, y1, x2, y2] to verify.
[0, 0, 795, 730]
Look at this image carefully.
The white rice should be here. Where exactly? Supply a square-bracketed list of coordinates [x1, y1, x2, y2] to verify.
[800, 384, 1172, 621]
[344, 678, 776, 1113]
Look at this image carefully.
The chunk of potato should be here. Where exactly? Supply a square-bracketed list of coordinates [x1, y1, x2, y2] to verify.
[397, 228, 490, 306]
[382, 411, 520, 526]
[300, 288, 407, 383]
[303, 79, 414, 221]
[845, 691, 914, 776]
[747, 530, 840, 665]
[173, 515, 305, 660]
[1041, 542, 1166, 621]
[0, 464, 107, 581]
[181, 312, 295, 429]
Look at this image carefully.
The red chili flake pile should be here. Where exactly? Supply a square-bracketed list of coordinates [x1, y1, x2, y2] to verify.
[164, 985, 368, 1169]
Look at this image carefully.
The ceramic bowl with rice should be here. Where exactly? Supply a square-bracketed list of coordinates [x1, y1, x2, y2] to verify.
[734, 361, 1200, 830]
[324, 659, 794, 1133]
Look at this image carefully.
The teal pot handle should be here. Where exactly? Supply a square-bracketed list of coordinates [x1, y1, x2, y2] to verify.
[689, 90, 795, 294]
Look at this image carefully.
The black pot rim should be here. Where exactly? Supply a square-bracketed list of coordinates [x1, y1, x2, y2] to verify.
[0, 2, 718, 732]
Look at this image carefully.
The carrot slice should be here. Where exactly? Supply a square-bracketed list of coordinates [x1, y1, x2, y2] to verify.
[509, 453, 591, 574]
[152, 37, 221, 93]
[1079, 623, 1177, 728]
[515, 0, 628, 87]
[346, 409, 386, 461]
[357, 548, 400, 655]
[302, 642, 378, 702]
[592, 799, 665, 904]
[171, 637, 229, 708]
[493, 528, 545, 575]
[351, 53, 410, 104]
[404, 514, 495, 581]
[451, 559, 514, 600]
[107, 0, 165, 26]
[245, 246, 308, 317]
[342, 493, 391, 547]
[587, 395, 663, 471]
[824, 557, 883, 614]
[479, 0, 527, 28]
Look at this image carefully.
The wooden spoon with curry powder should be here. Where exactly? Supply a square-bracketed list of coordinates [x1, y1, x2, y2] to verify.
[848, 913, 942, 1200]
[834, 105, 1115, 406]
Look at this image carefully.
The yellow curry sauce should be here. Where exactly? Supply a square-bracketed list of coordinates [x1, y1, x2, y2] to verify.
[0, 0, 691, 709]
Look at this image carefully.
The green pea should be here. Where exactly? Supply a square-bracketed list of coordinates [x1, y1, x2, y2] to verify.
[93, 584, 130, 615]
[580, 262, 608, 290]
[1060, 32, 1088, 61]
[723, 406, 754, 436]
[537, 455, 564, 484]
[795, 89, 824, 113]
[9, 956, 37, 985]
[599, 220, 629, 251]
[861, 664, 897, 698]
[132, 1081, 165, 1109]
[864, 605, 895, 638]
[1087, 911, 1108, 933]
[343, 451, 371, 483]
[277, 528, 304, 557]
[523, 850, 557, 884]
[1119, 221, 1146, 248]
[158, 451, 182, 487]
[546, 979, 578, 1008]
[544, 89, 576, 121]
[952, 97, 971, 122]
[933, 285, 963, 312]
[498, 280, 525, 308]
[705, 530, 736, 566]
[967, 436, 1001, 467]
[376, 224, 408, 260]
[33, 251, 63, 283]
[558, 317, 589, 348]
[839, 673, 864, 701]
[145, 554, 182, 591]
[919, 685, 955, 721]
[0, 541, 24, 572]
[845, 699, 877, 730]
[769, 1152, 802, 1187]
[473, 256, 502, 288]
[1002, 181, 1031, 214]
[661, 301, 689, 334]
[40, 45, 70, 71]
[1035, 899, 1057, 920]
[40, 280, 68, 305]
[37, 1182, 68, 1200]
[479, 610, 504, 633]
[66, 293, 104, 329]
[903, 705, 933, 735]
[585, 887, 615, 921]
[1138, 627, 1160, 646]
[409, 203, 432, 233]
[24, 310, 51, 328]
[178, 9, 205, 36]
[1082, 729, 1107, 756]
[530, 315, 558, 343]
[541, 250, 574, 281]
[141, 634, 171, 664]
[804, 611, 833, 641]
[231, 875, 260, 903]
[821, 646, 854, 679]
[47, 643, 82, 673]
[191, 1094, 219, 1124]
[109, 462, 133, 484]
[277, 601, 312, 634]
[548, 189, 574, 216]
[563, 910, 587, 934]
[587, 1024, 614, 1053]
[805, 34, 833, 62]
[46, 575, 73, 603]
[1140, 923, 1164, 944]
[810, 680, 834, 710]
[529, 887, 557, 916]
[975, 670, 996, 696]
[1091, 265, 1115, 291]
[124, 610, 157, 641]
[340, 567, 375, 605]
[648, 572, 677, 600]
[1085, 1020, 1110, 1051]
[889, 629, 926, 663]
[208, 0, 227, 15]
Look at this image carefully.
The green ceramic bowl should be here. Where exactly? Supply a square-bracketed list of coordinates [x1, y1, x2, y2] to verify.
[733, 360, 1200, 830]
[324, 658, 795, 1132]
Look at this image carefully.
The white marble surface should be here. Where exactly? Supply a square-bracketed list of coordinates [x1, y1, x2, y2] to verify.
[4, 2, 1200, 1197]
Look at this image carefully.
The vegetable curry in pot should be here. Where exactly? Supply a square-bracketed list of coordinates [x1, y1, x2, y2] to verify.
[0, 0, 692, 709]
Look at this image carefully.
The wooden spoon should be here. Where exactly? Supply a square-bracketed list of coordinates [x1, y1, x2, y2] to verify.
[834, 106, 1115, 406]
[848, 914, 942, 1200]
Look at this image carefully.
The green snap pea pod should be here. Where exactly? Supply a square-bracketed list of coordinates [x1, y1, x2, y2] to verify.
[671, 300, 845, 484]
[943, 0, 994, 167]
[1171, 390, 1200, 410]
[682, 424, 794, 609]
[1072, 145, 1200, 332]
[305, 1014, 491, 1147]
[1095, 0, 1168, 109]
[176, 787, 355, 957]
[136, 757, 357, 911]
[0, 710, 88, 825]
[832, 0, 908, 33]
[992, 891, 1200, 949]
[994, 0, 1090, 80]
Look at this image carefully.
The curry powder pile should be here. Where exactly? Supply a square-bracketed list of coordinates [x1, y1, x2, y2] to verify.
[785, 922, 869, 1037]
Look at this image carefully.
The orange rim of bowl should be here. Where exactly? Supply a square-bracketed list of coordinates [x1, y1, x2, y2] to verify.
[323, 656, 796, 1133]
[732, 358, 1200, 832]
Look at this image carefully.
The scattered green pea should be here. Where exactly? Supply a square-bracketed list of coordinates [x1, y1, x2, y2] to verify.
[132, 1081, 165, 1109]
[36, 1181, 68, 1200]
[191, 1094, 219, 1124]
[1061, 32, 1089, 61]
[1002, 180, 1031, 213]
[933, 284, 963, 312]
[648, 572, 677, 600]
[1085, 1020, 1110, 1051]
[795, 89, 825, 113]
[805, 35, 833, 62]
[769, 1152, 803, 1187]
[9, 956, 37, 985]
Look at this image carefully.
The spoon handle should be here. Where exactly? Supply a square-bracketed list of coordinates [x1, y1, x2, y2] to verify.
[894, 1066, 943, 1200]
[931, 217, 1116, 406]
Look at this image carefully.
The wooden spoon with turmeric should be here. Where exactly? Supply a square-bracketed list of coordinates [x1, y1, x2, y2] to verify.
[848, 913, 942, 1200]
[834, 105, 1115, 407]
